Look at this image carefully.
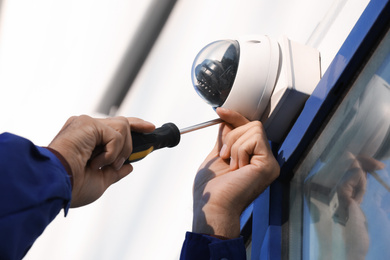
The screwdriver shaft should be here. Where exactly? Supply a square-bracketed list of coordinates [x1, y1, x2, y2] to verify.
[180, 118, 223, 135]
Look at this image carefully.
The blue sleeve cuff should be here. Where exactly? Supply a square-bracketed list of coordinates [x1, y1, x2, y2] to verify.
[38, 146, 72, 215]
[0, 133, 73, 259]
[0, 133, 72, 215]
[180, 232, 246, 260]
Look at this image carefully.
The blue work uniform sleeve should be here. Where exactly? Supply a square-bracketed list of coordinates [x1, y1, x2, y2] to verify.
[0, 133, 72, 260]
[180, 232, 247, 260]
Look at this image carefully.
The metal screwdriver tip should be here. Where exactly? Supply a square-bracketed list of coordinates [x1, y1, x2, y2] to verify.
[180, 118, 223, 135]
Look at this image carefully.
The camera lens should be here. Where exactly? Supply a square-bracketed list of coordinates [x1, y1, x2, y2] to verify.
[191, 40, 240, 107]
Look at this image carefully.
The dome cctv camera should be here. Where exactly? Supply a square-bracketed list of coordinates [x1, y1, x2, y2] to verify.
[192, 35, 321, 143]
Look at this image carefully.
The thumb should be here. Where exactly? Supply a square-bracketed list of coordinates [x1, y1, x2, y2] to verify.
[216, 107, 250, 128]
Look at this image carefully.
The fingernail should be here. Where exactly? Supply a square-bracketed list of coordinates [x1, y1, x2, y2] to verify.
[217, 107, 228, 112]
[220, 144, 227, 156]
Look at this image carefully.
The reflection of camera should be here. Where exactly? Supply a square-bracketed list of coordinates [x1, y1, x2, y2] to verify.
[192, 35, 321, 142]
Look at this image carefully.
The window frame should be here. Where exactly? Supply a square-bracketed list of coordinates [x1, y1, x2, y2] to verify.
[248, 0, 390, 259]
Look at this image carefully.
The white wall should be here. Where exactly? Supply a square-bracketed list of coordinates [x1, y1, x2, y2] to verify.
[0, 0, 151, 144]
[0, 0, 369, 259]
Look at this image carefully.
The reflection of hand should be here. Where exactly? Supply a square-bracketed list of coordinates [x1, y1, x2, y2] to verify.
[337, 155, 367, 205]
[49, 115, 155, 208]
[337, 153, 384, 205]
[336, 153, 384, 259]
[192, 108, 280, 238]
[345, 200, 369, 260]
[356, 154, 385, 172]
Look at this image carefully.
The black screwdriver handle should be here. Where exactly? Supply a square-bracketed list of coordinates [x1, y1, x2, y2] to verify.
[125, 123, 180, 163]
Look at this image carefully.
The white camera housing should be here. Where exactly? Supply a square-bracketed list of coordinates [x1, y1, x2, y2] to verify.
[192, 35, 321, 142]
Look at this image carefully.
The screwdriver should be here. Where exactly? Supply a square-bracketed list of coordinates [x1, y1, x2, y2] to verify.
[125, 118, 223, 163]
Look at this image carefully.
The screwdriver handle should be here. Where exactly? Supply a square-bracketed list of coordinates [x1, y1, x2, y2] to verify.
[125, 123, 181, 163]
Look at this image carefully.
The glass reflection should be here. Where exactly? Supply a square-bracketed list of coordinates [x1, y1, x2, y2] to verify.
[302, 53, 390, 259]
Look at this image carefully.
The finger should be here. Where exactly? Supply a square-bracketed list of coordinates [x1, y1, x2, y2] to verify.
[354, 181, 367, 204]
[237, 137, 259, 169]
[101, 163, 133, 187]
[107, 117, 133, 170]
[198, 122, 233, 170]
[354, 170, 367, 203]
[356, 155, 385, 172]
[216, 107, 250, 128]
[90, 124, 125, 169]
[215, 123, 233, 156]
[127, 117, 155, 133]
[211, 108, 250, 160]
[228, 121, 270, 169]
[96, 117, 141, 170]
[219, 121, 262, 159]
[230, 126, 260, 169]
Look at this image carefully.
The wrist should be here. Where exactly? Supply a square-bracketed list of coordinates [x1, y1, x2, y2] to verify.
[45, 147, 74, 188]
[192, 203, 241, 239]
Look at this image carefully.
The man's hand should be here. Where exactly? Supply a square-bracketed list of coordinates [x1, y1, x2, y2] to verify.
[48, 115, 155, 208]
[192, 108, 280, 238]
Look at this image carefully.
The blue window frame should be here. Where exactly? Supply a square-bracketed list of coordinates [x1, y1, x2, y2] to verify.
[248, 0, 390, 259]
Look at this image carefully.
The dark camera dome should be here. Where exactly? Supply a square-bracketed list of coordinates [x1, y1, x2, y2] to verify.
[191, 40, 240, 107]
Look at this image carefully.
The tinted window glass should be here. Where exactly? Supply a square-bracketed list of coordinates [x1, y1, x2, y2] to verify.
[289, 30, 390, 260]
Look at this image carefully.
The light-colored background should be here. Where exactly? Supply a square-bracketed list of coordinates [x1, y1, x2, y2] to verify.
[0, 0, 369, 259]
